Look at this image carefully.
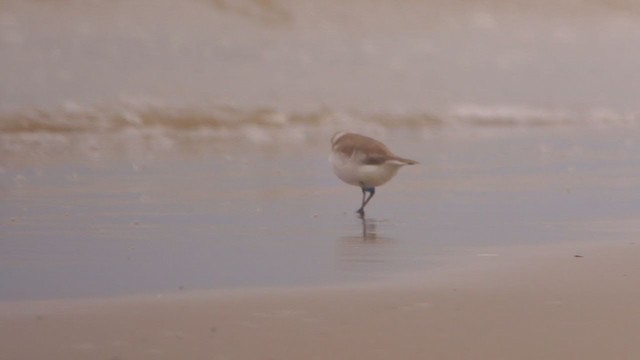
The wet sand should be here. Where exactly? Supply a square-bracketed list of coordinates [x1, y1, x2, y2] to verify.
[3, 127, 640, 300]
[2, 239, 640, 360]
[3, 127, 640, 358]
[3, 126, 640, 360]
[2, 127, 640, 359]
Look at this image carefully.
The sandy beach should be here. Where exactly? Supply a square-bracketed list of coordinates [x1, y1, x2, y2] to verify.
[3, 121, 640, 360]
[2, 239, 640, 360]
[4, 1, 640, 359]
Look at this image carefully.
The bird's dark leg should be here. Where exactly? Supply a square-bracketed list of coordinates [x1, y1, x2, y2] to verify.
[356, 188, 366, 215]
[362, 187, 375, 208]
[356, 187, 375, 216]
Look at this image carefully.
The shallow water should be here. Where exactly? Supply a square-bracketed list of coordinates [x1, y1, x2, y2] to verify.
[2, 126, 640, 300]
[3, 0, 640, 300]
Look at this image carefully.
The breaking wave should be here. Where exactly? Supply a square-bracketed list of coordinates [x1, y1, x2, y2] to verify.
[3, 103, 640, 136]
[2, 103, 640, 166]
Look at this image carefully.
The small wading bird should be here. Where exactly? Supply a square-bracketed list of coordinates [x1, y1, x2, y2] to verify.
[330, 132, 418, 216]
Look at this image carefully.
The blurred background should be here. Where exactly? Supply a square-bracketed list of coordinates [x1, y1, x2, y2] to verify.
[3, 0, 640, 300]
[2, 0, 640, 155]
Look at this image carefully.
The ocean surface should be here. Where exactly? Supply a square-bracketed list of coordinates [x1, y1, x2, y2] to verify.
[2, 0, 640, 300]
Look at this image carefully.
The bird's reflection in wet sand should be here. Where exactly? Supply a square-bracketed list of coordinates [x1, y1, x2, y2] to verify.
[340, 215, 390, 243]
[359, 215, 380, 242]
[338, 215, 395, 272]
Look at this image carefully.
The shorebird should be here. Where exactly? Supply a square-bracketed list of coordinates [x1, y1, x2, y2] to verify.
[330, 132, 418, 215]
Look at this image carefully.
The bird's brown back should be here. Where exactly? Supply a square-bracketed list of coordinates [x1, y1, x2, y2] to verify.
[332, 132, 418, 165]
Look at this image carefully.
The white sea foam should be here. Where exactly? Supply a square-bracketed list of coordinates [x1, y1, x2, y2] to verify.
[2, 103, 640, 154]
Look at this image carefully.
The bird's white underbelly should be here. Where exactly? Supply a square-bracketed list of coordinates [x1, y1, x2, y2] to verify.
[330, 153, 400, 188]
